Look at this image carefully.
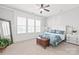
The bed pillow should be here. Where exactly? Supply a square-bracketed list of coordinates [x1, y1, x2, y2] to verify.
[56, 30, 64, 34]
[50, 30, 56, 33]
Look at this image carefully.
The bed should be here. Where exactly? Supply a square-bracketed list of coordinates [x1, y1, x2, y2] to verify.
[39, 30, 65, 47]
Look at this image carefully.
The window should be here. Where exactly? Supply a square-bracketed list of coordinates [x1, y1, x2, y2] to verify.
[17, 16, 26, 34]
[2, 22, 10, 36]
[36, 20, 41, 32]
[28, 19, 34, 33]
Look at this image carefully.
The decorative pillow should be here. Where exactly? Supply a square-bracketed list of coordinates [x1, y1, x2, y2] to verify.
[56, 30, 64, 34]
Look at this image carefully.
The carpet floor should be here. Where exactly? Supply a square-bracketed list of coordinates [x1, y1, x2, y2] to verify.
[0, 39, 79, 55]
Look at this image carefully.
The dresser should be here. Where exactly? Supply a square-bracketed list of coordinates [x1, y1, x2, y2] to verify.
[66, 25, 79, 45]
[66, 33, 79, 45]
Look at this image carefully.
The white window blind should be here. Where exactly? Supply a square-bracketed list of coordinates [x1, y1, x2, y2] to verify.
[17, 16, 26, 34]
[28, 19, 34, 33]
[36, 20, 41, 32]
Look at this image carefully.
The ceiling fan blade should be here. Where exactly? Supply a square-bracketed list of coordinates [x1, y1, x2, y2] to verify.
[41, 4, 43, 8]
[44, 9, 50, 12]
[45, 5, 50, 8]
[40, 11, 42, 13]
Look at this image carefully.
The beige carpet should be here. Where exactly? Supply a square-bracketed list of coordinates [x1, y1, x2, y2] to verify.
[0, 39, 79, 55]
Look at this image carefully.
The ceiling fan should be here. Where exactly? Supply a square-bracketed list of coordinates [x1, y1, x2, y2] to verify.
[39, 4, 50, 13]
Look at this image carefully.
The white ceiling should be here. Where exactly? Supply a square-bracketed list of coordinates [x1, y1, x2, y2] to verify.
[3, 4, 79, 17]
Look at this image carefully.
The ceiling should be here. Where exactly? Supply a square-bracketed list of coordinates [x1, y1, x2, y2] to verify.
[3, 4, 79, 17]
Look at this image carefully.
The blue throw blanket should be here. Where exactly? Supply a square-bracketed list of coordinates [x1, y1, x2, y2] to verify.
[39, 32, 62, 47]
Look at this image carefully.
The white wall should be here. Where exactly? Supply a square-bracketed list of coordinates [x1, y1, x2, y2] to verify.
[0, 5, 45, 42]
[46, 7, 79, 31]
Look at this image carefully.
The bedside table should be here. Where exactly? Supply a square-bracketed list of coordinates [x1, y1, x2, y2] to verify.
[36, 37, 49, 49]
